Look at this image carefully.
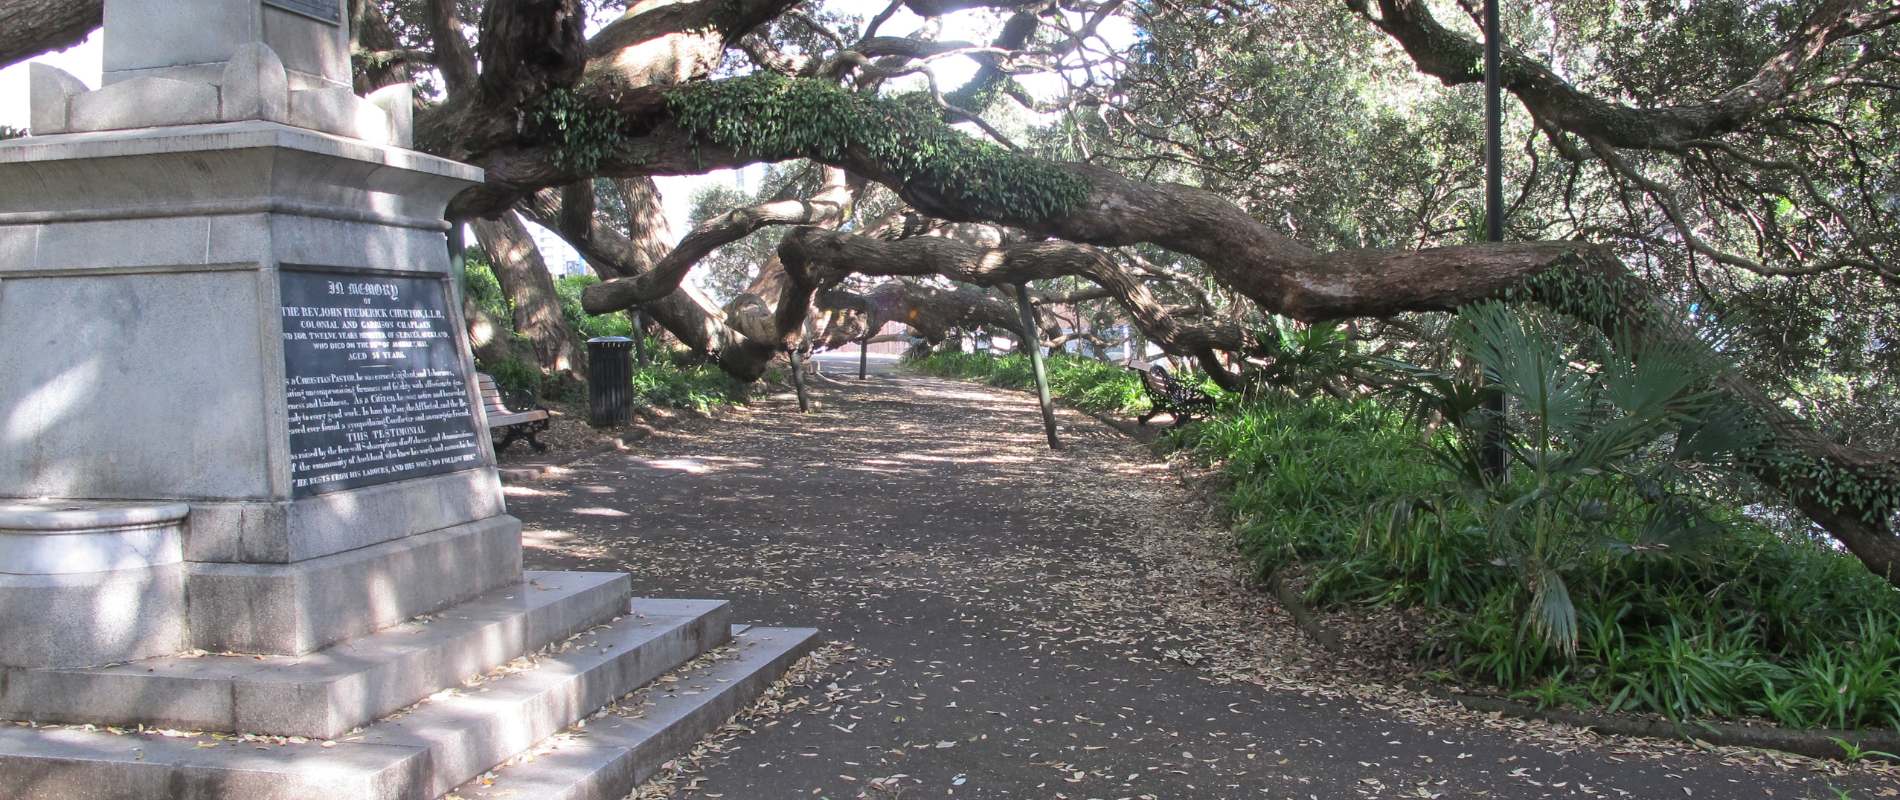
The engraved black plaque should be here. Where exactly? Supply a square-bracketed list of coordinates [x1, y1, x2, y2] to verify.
[280, 270, 482, 498]
[263, 0, 342, 25]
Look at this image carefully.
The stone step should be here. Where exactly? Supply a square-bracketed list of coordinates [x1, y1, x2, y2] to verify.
[450, 626, 821, 800]
[0, 571, 634, 739]
[0, 597, 732, 800]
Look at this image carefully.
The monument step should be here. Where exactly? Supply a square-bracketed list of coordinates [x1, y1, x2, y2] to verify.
[449, 626, 820, 800]
[0, 597, 733, 800]
[352, 597, 733, 798]
[0, 570, 633, 739]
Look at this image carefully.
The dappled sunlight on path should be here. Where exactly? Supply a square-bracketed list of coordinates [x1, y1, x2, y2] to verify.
[505, 370, 1889, 799]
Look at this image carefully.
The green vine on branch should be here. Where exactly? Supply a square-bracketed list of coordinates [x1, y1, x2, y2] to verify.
[528, 88, 632, 173]
[666, 74, 1091, 223]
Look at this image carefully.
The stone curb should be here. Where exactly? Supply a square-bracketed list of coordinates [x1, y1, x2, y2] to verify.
[1430, 687, 1900, 764]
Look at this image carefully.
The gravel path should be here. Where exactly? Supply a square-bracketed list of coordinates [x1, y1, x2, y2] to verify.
[505, 366, 1890, 800]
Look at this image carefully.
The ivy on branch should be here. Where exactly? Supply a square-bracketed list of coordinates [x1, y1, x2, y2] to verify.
[528, 87, 633, 173]
[666, 74, 1091, 222]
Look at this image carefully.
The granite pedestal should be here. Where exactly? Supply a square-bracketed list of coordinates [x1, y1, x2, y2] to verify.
[0, 2, 811, 796]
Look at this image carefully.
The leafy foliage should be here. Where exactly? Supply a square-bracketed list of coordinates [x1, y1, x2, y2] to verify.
[484, 357, 543, 399]
[527, 88, 632, 173]
[667, 75, 1092, 222]
[553, 274, 634, 340]
[462, 250, 511, 323]
[630, 359, 748, 412]
[907, 350, 1149, 415]
[1197, 394, 1900, 730]
[1245, 318, 1360, 398]
[920, 348, 1900, 730]
[465, 257, 739, 411]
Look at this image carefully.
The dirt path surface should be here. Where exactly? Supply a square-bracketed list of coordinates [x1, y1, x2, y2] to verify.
[506, 365, 1888, 799]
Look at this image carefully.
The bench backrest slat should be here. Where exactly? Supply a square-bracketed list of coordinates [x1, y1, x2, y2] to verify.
[474, 374, 514, 415]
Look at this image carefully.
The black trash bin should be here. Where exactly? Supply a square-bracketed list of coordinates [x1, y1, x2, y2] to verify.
[587, 336, 634, 427]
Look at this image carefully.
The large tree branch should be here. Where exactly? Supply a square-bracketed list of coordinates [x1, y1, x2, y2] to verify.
[778, 229, 1246, 384]
[463, 75, 1895, 578]
[519, 184, 739, 356]
[0, 0, 99, 70]
[581, 176, 858, 313]
[1357, 0, 1879, 151]
[425, 0, 480, 93]
[477, 0, 587, 106]
[816, 280, 1030, 349]
[584, 0, 801, 91]
[350, 0, 417, 93]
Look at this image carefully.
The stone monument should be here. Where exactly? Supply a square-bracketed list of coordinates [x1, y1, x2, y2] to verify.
[0, 2, 813, 797]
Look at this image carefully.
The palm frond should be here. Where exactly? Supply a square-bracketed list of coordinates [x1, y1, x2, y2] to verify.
[1526, 567, 1580, 657]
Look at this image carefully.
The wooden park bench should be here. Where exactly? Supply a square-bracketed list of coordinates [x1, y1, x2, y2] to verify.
[1130, 365, 1216, 427]
[475, 373, 550, 453]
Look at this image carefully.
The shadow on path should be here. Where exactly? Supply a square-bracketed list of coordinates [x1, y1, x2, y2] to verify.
[506, 369, 1880, 799]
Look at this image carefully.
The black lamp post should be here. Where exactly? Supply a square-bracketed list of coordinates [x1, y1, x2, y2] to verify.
[1480, 0, 1509, 478]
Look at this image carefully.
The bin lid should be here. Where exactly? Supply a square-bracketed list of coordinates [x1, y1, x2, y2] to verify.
[587, 337, 633, 343]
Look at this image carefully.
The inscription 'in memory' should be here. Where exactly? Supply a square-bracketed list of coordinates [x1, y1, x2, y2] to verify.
[280, 270, 481, 498]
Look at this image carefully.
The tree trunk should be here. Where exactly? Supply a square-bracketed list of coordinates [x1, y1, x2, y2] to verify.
[464, 292, 538, 369]
[521, 186, 742, 358]
[471, 212, 586, 385]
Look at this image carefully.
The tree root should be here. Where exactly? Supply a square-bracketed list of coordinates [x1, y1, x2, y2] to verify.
[1265, 570, 1342, 653]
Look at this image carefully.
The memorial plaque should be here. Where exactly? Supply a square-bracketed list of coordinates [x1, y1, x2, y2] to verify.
[263, 0, 342, 25]
[280, 270, 482, 498]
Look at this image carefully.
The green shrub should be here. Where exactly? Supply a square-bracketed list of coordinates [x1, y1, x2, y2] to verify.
[630, 360, 747, 412]
[907, 347, 1900, 730]
[1175, 395, 1442, 582]
[463, 258, 633, 342]
[484, 357, 542, 399]
[909, 350, 1150, 414]
[462, 253, 511, 323]
[554, 275, 634, 340]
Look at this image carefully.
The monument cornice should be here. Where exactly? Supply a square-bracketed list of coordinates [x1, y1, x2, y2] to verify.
[0, 121, 484, 232]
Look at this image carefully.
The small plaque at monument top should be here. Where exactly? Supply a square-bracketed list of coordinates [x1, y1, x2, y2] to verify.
[264, 0, 343, 25]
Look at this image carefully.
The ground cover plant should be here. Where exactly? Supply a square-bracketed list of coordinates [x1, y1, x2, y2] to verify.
[466, 261, 746, 412]
[917, 345, 1900, 734]
[629, 355, 750, 412]
[908, 351, 1150, 416]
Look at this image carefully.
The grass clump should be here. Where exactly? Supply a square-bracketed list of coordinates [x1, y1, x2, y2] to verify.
[630, 357, 748, 412]
[907, 350, 1149, 414]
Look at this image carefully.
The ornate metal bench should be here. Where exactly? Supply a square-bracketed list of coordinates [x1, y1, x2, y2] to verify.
[476, 372, 551, 453]
[1130, 365, 1216, 427]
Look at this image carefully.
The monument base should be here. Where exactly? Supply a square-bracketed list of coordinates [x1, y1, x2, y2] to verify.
[0, 502, 193, 669]
[0, 4, 824, 792]
[1, 571, 632, 737]
[186, 514, 524, 655]
[0, 572, 817, 800]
